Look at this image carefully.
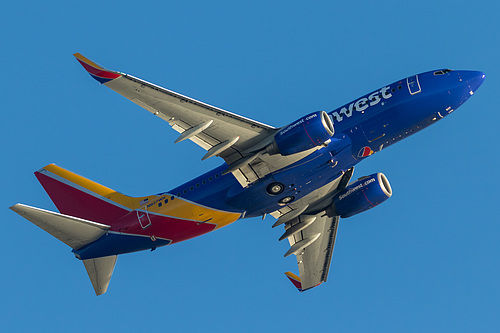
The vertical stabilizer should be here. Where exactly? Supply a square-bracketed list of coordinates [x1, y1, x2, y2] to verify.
[34, 164, 153, 225]
[83, 255, 117, 296]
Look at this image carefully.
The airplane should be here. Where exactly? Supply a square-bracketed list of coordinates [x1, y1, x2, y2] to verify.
[10, 54, 485, 295]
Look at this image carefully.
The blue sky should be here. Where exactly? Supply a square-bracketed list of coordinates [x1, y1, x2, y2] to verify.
[2, 1, 499, 332]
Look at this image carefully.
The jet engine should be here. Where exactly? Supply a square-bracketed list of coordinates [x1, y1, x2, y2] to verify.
[267, 111, 334, 156]
[332, 173, 392, 218]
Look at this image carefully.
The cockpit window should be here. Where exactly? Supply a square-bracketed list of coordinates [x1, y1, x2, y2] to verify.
[434, 69, 452, 75]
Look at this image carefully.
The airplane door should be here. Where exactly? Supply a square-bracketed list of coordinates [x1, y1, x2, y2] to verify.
[407, 75, 421, 95]
[137, 206, 152, 229]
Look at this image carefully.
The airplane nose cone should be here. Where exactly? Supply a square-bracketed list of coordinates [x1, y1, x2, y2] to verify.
[461, 70, 485, 94]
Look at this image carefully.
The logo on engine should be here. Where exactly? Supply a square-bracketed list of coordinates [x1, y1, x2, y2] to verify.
[338, 177, 376, 201]
[279, 113, 318, 136]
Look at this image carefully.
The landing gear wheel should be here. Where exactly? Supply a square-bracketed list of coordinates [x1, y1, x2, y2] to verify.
[267, 182, 284, 195]
[278, 196, 295, 205]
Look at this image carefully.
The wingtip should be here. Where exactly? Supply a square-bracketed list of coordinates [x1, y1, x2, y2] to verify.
[73, 53, 121, 84]
[73, 53, 104, 69]
[285, 271, 303, 292]
[9, 203, 23, 212]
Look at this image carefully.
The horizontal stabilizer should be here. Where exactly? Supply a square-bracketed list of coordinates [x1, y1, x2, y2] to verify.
[10, 204, 110, 250]
[285, 272, 303, 292]
[83, 255, 117, 296]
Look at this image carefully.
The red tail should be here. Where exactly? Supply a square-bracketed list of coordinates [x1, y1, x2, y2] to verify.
[35, 164, 153, 225]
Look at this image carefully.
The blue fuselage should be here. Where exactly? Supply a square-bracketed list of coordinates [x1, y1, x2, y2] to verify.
[168, 70, 484, 218]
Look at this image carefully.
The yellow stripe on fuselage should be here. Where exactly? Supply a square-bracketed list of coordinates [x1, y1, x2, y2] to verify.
[42, 164, 241, 228]
[145, 194, 241, 229]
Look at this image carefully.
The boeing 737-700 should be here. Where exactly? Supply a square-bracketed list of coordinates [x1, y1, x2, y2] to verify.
[10, 54, 484, 295]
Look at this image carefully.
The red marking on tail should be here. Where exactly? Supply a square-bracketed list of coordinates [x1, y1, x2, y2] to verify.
[35, 171, 129, 225]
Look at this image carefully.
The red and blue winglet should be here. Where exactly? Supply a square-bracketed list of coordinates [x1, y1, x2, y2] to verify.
[73, 53, 121, 84]
[285, 271, 303, 292]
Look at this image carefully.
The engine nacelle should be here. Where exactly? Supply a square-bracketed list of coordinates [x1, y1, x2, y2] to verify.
[267, 111, 334, 156]
[332, 173, 392, 218]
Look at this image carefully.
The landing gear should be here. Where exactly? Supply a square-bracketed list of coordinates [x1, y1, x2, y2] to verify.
[267, 182, 284, 195]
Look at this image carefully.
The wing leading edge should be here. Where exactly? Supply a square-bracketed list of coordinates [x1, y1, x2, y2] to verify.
[74, 53, 337, 188]
[73, 53, 276, 165]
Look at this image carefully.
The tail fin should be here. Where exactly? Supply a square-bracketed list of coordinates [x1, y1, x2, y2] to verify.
[10, 204, 116, 295]
[35, 164, 152, 225]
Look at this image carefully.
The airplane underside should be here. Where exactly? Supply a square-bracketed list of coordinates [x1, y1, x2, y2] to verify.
[10, 53, 484, 295]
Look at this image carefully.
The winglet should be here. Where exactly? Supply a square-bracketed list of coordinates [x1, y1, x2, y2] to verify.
[285, 271, 303, 292]
[73, 53, 121, 84]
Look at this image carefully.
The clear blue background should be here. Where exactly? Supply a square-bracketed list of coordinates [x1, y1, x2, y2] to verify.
[2, 1, 498, 332]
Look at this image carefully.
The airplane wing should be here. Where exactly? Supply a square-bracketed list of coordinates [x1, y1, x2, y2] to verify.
[73, 53, 277, 166]
[283, 213, 340, 291]
[278, 167, 354, 291]
[74, 53, 333, 187]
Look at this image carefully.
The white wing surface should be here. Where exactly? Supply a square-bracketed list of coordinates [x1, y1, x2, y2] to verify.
[280, 168, 354, 291]
[74, 53, 277, 166]
[284, 213, 340, 291]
